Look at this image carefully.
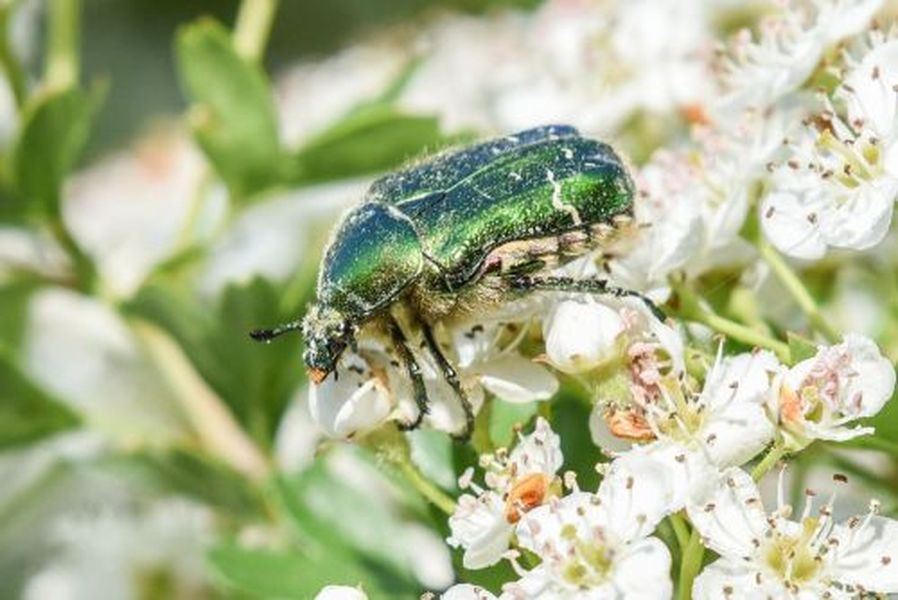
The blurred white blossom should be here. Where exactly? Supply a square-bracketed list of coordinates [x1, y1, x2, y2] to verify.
[63, 129, 212, 298]
[23, 499, 215, 600]
[23, 288, 189, 444]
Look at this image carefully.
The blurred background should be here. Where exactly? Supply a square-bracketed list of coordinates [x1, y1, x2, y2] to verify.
[2, 0, 898, 599]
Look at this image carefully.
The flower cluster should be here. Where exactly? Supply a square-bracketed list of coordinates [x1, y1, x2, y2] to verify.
[295, 2, 898, 598]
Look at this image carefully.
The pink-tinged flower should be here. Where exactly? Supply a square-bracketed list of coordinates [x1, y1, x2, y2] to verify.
[770, 334, 896, 449]
[447, 418, 563, 569]
[688, 467, 898, 599]
[608, 349, 780, 512]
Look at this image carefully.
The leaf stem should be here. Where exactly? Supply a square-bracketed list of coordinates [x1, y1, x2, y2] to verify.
[672, 277, 790, 362]
[396, 453, 457, 515]
[755, 238, 839, 343]
[44, 0, 80, 90]
[751, 442, 786, 481]
[132, 320, 271, 482]
[669, 512, 691, 551]
[677, 528, 705, 600]
[0, 3, 27, 108]
[49, 216, 96, 293]
[232, 0, 279, 63]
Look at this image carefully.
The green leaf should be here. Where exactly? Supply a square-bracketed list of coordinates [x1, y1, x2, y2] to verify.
[102, 448, 266, 517]
[0, 346, 79, 449]
[124, 277, 307, 447]
[278, 458, 420, 585]
[551, 386, 604, 491]
[489, 400, 538, 448]
[787, 331, 819, 365]
[209, 543, 412, 600]
[176, 19, 282, 199]
[212, 459, 422, 599]
[10, 87, 93, 218]
[291, 105, 453, 184]
[0, 280, 37, 348]
[408, 428, 457, 491]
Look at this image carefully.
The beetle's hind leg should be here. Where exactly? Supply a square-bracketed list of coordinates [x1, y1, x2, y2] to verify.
[508, 274, 666, 321]
[389, 321, 430, 431]
[422, 325, 475, 442]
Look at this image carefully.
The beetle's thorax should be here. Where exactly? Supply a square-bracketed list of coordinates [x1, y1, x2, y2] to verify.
[315, 201, 424, 322]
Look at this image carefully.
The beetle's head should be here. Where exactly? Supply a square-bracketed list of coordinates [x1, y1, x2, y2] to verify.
[302, 304, 354, 384]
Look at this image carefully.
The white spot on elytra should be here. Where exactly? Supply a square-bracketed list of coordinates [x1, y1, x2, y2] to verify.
[546, 168, 582, 226]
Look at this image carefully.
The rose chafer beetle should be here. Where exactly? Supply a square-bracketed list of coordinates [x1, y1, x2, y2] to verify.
[251, 124, 659, 438]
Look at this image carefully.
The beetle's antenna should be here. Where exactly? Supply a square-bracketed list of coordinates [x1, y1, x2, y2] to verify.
[249, 320, 303, 343]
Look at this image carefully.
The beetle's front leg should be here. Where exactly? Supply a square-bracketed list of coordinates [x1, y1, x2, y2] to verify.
[422, 325, 474, 442]
[389, 320, 430, 431]
[508, 274, 666, 321]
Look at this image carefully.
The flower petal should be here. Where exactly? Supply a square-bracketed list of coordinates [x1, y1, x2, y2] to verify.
[692, 558, 790, 600]
[611, 537, 673, 600]
[828, 516, 898, 593]
[447, 493, 513, 570]
[440, 584, 498, 600]
[508, 417, 564, 477]
[314, 585, 367, 600]
[543, 299, 625, 374]
[703, 399, 775, 468]
[759, 190, 827, 260]
[599, 445, 683, 540]
[686, 467, 769, 561]
[475, 354, 558, 403]
[309, 353, 392, 439]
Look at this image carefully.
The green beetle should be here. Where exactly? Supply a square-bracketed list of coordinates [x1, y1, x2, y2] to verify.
[252, 125, 654, 438]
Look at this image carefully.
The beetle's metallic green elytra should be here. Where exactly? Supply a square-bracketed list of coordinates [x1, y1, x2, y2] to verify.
[252, 125, 639, 437]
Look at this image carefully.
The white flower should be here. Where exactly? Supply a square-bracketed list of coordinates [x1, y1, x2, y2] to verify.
[308, 348, 394, 440]
[716, 0, 882, 114]
[63, 129, 213, 298]
[688, 467, 898, 599]
[542, 288, 684, 397]
[447, 417, 563, 569]
[199, 181, 361, 297]
[607, 155, 704, 299]
[400, 0, 723, 135]
[23, 288, 188, 445]
[761, 35, 898, 259]
[23, 499, 215, 600]
[309, 322, 556, 438]
[506, 453, 674, 599]
[770, 334, 896, 449]
[440, 584, 498, 600]
[543, 298, 627, 374]
[609, 349, 780, 511]
[314, 585, 368, 600]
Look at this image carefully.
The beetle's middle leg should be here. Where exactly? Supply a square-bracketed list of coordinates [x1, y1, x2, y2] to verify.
[508, 274, 666, 321]
[389, 320, 430, 431]
[421, 325, 475, 441]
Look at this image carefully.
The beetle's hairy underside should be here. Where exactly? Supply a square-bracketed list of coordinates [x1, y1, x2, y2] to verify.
[251, 124, 660, 439]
